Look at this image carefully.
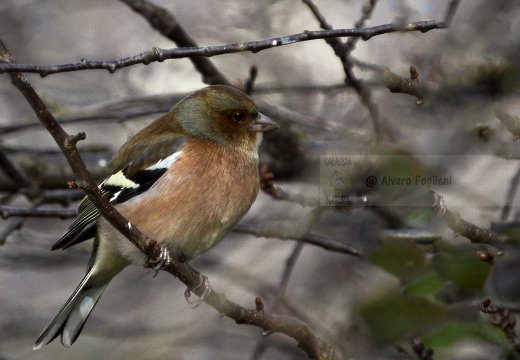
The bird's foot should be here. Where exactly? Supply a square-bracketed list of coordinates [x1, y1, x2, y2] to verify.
[184, 274, 212, 308]
[145, 245, 172, 278]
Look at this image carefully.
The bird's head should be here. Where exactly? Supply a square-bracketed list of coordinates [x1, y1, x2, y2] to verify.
[173, 85, 279, 146]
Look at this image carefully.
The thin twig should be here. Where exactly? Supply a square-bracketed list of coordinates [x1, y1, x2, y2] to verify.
[0, 146, 40, 199]
[0, 206, 77, 219]
[0, 83, 374, 136]
[444, 0, 461, 27]
[0, 20, 447, 77]
[431, 191, 504, 247]
[261, 183, 320, 207]
[233, 222, 361, 256]
[260, 165, 320, 207]
[0, 39, 334, 360]
[1, 37, 161, 272]
[120, 0, 231, 86]
[40, 189, 84, 206]
[501, 163, 520, 221]
[0, 146, 33, 189]
[251, 242, 305, 360]
[0, 218, 25, 245]
[0, 107, 171, 135]
[344, 0, 379, 53]
[0, 198, 44, 244]
[495, 107, 520, 140]
[252, 207, 322, 359]
[349, 57, 384, 73]
[260, 165, 368, 209]
[383, 66, 424, 105]
[244, 65, 258, 95]
[302, 0, 382, 140]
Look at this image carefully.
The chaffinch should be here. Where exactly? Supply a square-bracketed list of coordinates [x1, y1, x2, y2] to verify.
[33, 85, 279, 349]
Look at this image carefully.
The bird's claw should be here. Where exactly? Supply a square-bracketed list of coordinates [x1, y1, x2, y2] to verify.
[184, 274, 212, 308]
[145, 245, 172, 278]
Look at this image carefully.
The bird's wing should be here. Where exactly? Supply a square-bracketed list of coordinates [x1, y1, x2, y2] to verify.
[51, 135, 184, 250]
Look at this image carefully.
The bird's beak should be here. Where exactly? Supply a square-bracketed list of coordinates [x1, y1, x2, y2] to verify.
[249, 113, 280, 132]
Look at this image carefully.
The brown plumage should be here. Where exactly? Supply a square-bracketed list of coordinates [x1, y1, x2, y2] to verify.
[34, 85, 279, 349]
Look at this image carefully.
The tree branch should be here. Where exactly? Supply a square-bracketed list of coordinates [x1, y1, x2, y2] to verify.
[0, 146, 34, 191]
[260, 165, 320, 207]
[0, 38, 333, 359]
[383, 66, 424, 105]
[0, 198, 44, 245]
[431, 191, 504, 248]
[0, 20, 446, 77]
[302, 0, 382, 140]
[244, 65, 259, 95]
[495, 106, 520, 140]
[252, 245, 306, 359]
[233, 222, 361, 256]
[345, 0, 379, 54]
[0, 206, 77, 219]
[444, 0, 461, 27]
[501, 162, 520, 221]
[120, 0, 231, 86]
[252, 206, 324, 359]
[0, 83, 375, 136]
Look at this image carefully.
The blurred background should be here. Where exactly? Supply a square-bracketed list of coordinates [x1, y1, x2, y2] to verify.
[1, 0, 520, 359]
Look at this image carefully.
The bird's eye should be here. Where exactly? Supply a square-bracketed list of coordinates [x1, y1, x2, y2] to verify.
[233, 112, 245, 122]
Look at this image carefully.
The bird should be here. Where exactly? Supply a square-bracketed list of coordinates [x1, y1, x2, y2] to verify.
[33, 85, 279, 349]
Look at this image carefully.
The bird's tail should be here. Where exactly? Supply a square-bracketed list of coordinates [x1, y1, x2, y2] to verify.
[33, 267, 109, 349]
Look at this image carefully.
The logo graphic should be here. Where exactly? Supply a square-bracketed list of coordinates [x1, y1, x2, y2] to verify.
[324, 169, 352, 195]
[320, 154, 459, 207]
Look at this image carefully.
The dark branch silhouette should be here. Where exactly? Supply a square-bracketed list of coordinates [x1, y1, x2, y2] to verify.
[120, 0, 231, 86]
[0, 38, 334, 360]
[302, 0, 382, 140]
[0, 20, 446, 77]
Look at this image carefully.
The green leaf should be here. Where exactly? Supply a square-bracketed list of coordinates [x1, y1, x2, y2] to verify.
[404, 272, 444, 298]
[432, 247, 491, 291]
[360, 289, 451, 344]
[369, 238, 429, 285]
[423, 322, 506, 349]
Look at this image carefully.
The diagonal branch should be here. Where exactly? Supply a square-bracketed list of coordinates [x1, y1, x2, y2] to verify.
[252, 243, 306, 360]
[0, 43, 151, 255]
[302, 0, 382, 140]
[344, 0, 379, 54]
[120, 0, 231, 86]
[500, 162, 520, 221]
[0, 146, 34, 190]
[0, 20, 446, 77]
[431, 191, 504, 248]
[252, 206, 322, 359]
[444, 0, 461, 27]
[0, 39, 334, 360]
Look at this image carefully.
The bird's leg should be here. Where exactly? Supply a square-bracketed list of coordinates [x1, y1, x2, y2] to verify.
[184, 272, 212, 308]
[146, 247, 211, 306]
[145, 245, 172, 278]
